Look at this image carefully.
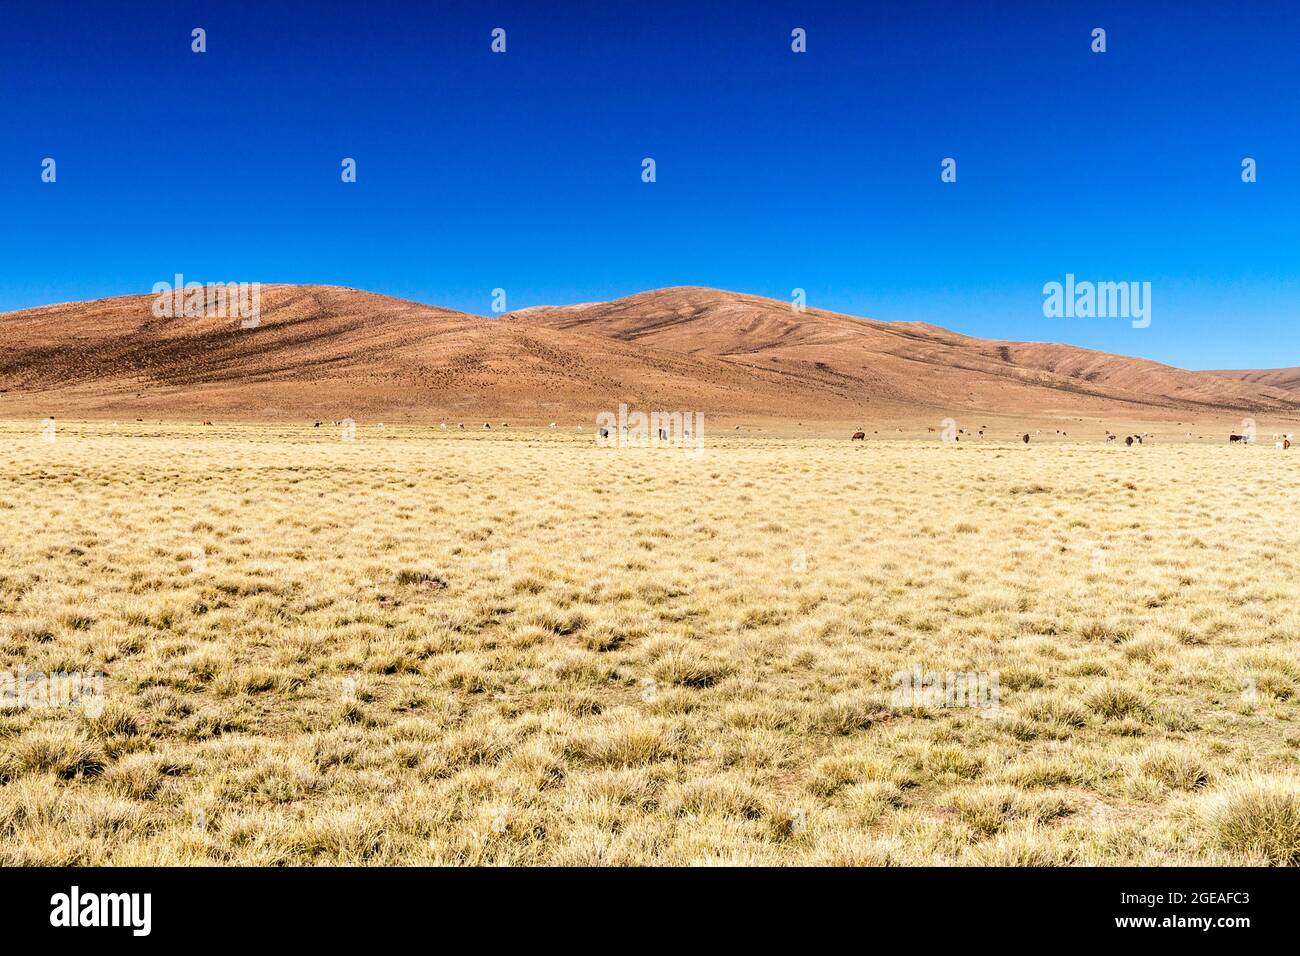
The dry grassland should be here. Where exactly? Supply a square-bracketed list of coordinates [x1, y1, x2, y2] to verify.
[1, 420, 1297, 865]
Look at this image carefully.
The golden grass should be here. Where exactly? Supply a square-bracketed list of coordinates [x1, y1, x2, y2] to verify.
[0, 419, 1297, 865]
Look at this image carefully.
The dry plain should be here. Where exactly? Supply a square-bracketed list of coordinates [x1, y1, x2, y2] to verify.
[0, 420, 1297, 865]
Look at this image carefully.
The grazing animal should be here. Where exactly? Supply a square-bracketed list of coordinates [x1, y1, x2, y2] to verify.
[598, 427, 610, 439]
[1106, 434, 1116, 443]
[458, 423, 465, 430]
[202, 421, 213, 426]
[483, 423, 491, 430]
[1125, 436, 1134, 447]
[1229, 434, 1246, 443]
[1022, 433, 1030, 444]
[549, 422, 556, 428]
[851, 431, 866, 441]
[314, 421, 322, 427]
[440, 423, 447, 430]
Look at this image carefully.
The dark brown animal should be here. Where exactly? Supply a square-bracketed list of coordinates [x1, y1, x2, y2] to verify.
[1022, 433, 1029, 444]
[1229, 434, 1246, 443]
[202, 421, 213, 426]
[851, 431, 865, 440]
[1125, 436, 1134, 447]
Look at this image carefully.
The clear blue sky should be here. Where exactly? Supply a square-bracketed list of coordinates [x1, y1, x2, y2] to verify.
[2, 0, 1296, 370]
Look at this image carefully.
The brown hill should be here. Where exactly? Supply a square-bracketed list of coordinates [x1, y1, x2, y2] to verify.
[2, 284, 1297, 428]
[517, 287, 1300, 417]
[1208, 367, 1300, 392]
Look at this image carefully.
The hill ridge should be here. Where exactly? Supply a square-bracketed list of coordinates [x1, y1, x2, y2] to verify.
[2, 284, 1297, 426]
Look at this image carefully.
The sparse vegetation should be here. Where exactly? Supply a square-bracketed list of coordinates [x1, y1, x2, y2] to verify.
[0, 420, 1297, 864]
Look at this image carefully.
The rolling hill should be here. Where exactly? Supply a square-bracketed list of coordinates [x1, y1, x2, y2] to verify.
[1, 284, 1296, 429]
[1208, 367, 1300, 393]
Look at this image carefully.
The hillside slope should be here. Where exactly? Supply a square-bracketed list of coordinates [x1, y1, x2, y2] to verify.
[1208, 367, 1300, 392]
[517, 287, 1300, 415]
[2, 284, 1296, 425]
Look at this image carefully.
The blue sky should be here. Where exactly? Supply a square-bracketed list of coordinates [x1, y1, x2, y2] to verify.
[1, 0, 1296, 369]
